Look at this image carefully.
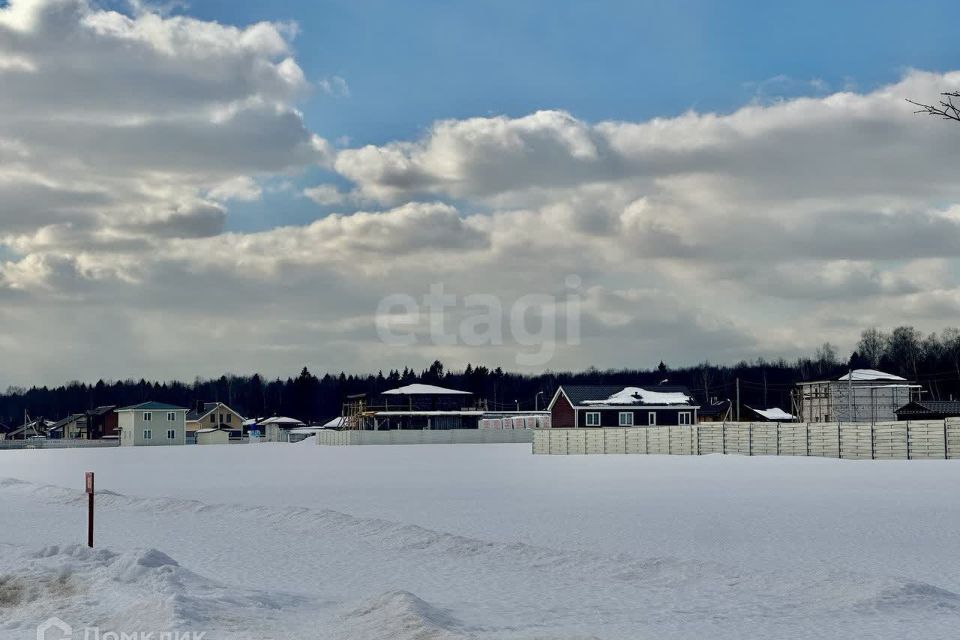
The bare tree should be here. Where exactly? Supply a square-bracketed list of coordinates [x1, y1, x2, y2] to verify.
[907, 92, 960, 122]
[857, 327, 887, 368]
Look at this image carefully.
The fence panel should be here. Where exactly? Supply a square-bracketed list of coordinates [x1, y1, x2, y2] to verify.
[751, 423, 778, 456]
[697, 424, 724, 454]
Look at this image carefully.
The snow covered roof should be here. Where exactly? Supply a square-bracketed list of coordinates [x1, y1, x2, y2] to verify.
[837, 369, 906, 382]
[579, 386, 694, 406]
[289, 426, 325, 435]
[196, 427, 230, 434]
[750, 407, 795, 421]
[382, 384, 472, 395]
[259, 416, 305, 426]
[322, 416, 345, 428]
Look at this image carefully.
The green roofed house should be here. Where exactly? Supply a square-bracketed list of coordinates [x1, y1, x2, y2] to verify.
[115, 401, 189, 446]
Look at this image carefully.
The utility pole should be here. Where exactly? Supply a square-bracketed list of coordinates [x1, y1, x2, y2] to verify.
[847, 367, 853, 423]
[736, 378, 741, 422]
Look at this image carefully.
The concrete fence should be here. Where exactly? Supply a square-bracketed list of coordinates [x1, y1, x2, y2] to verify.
[0, 439, 120, 450]
[317, 428, 535, 446]
[532, 420, 960, 459]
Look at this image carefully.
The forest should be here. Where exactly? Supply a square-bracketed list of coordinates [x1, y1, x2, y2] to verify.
[2, 325, 960, 426]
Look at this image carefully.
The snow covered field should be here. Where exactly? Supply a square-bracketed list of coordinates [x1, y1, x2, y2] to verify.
[1, 443, 960, 639]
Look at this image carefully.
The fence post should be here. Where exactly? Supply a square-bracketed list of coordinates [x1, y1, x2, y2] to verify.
[871, 422, 875, 460]
[721, 422, 726, 455]
[944, 420, 949, 460]
[776, 422, 780, 456]
[906, 421, 911, 460]
[748, 423, 753, 456]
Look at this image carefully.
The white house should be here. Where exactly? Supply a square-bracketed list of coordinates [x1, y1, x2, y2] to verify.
[795, 369, 921, 423]
[115, 402, 188, 446]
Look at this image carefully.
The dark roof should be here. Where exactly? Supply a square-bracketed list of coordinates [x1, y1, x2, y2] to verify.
[558, 384, 695, 406]
[48, 414, 86, 432]
[895, 400, 960, 416]
[116, 401, 188, 412]
[698, 400, 731, 417]
[87, 405, 117, 416]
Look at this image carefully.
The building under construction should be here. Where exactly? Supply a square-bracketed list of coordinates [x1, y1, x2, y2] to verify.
[793, 369, 921, 423]
[342, 383, 486, 430]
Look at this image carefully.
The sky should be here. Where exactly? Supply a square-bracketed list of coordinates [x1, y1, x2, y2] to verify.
[2, 0, 960, 386]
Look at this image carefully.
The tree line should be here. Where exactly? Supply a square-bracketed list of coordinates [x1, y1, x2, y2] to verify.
[2, 325, 959, 427]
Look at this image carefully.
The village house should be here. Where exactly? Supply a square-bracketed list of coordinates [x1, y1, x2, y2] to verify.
[260, 416, 307, 442]
[186, 402, 246, 442]
[795, 369, 921, 423]
[894, 400, 960, 421]
[548, 385, 699, 428]
[115, 401, 188, 446]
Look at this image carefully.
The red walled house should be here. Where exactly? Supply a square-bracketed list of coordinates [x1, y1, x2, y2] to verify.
[547, 385, 699, 428]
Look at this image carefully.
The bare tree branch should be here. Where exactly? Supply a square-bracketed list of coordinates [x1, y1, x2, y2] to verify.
[907, 91, 960, 122]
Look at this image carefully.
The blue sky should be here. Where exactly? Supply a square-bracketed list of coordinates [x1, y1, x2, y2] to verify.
[5, 0, 960, 383]
[187, 0, 960, 143]
[181, 0, 960, 231]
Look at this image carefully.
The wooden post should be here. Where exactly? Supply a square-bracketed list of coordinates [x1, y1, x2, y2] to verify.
[85, 472, 94, 548]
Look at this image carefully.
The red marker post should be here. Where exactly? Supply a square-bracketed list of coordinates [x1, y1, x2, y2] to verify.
[85, 472, 94, 548]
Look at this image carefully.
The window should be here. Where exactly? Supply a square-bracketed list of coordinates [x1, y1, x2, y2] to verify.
[166, 429, 176, 439]
[143, 412, 152, 421]
[647, 412, 657, 426]
[210, 414, 216, 423]
[585, 412, 601, 427]
[679, 411, 691, 425]
[143, 429, 152, 440]
[167, 412, 176, 421]
[618, 412, 634, 426]
[226, 414, 232, 424]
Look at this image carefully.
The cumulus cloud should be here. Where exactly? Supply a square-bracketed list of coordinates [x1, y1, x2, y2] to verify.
[3, 0, 960, 385]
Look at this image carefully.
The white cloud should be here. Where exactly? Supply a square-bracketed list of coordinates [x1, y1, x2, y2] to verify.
[3, 0, 960, 385]
[318, 74, 349, 97]
[208, 177, 263, 202]
[303, 184, 344, 206]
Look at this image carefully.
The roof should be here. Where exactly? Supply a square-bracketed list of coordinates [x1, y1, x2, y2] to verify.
[48, 414, 86, 432]
[187, 402, 246, 422]
[895, 400, 960, 416]
[290, 426, 326, 435]
[373, 410, 485, 416]
[382, 384, 471, 396]
[196, 427, 232, 434]
[560, 385, 694, 407]
[747, 406, 795, 421]
[698, 400, 731, 417]
[259, 416, 305, 426]
[837, 369, 906, 382]
[322, 416, 345, 428]
[87, 405, 117, 416]
[116, 401, 188, 412]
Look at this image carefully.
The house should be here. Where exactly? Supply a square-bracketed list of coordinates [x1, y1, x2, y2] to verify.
[195, 427, 232, 445]
[744, 406, 797, 422]
[261, 416, 306, 442]
[345, 383, 483, 430]
[795, 369, 921, 423]
[186, 402, 245, 441]
[5, 418, 54, 440]
[547, 385, 699, 428]
[115, 402, 188, 446]
[698, 399, 732, 423]
[895, 400, 960, 421]
[48, 414, 88, 439]
[86, 405, 119, 439]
